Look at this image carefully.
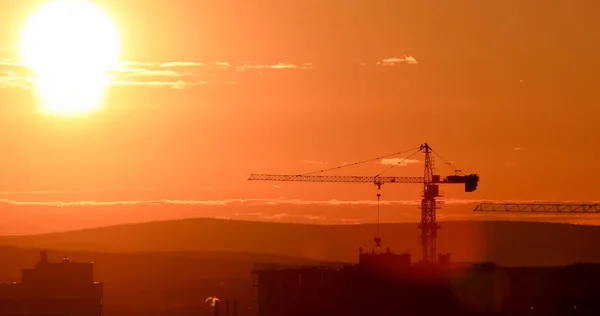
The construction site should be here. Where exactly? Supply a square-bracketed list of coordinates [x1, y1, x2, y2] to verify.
[1, 143, 599, 315]
[249, 143, 600, 316]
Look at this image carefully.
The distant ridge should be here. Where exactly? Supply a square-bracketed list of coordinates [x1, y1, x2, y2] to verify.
[1, 219, 599, 266]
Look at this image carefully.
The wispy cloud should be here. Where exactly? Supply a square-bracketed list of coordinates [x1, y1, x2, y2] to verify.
[111, 79, 198, 89]
[0, 59, 315, 90]
[0, 187, 162, 196]
[113, 68, 182, 77]
[0, 55, 417, 90]
[261, 213, 326, 222]
[237, 62, 313, 71]
[378, 56, 418, 66]
[159, 61, 203, 68]
[2, 198, 592, 208]
[1, 198, 599, 235]
[0, 60, 33, 89]
[380, 158, 420, 166]
[109, 61, 216, 88]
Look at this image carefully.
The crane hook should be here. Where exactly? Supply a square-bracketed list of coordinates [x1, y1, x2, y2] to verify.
[374, 192, 382, 248]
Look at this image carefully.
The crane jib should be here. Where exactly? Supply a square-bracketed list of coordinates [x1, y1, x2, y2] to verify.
[474, 203, 600, 213]
[248, 174, 479, 192]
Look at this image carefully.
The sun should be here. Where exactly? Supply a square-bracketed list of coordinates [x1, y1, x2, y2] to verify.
[20, 0, 120, 116]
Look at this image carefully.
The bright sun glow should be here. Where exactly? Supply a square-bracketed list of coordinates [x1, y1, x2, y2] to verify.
[20, 0, 120, 116]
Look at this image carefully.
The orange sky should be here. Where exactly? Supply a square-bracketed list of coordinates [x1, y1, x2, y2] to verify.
[0, 0, 599, 234]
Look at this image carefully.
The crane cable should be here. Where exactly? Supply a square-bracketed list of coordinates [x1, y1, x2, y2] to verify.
[431, 148, 464, 174]
[299, 145, 467, 177]
[373, 148, 422, 177]
[376, 192, 381, 240]
[300, 146, 420, 176]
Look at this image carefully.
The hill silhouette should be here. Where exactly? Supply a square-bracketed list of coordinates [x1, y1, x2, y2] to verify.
[1, 219, 599, 266]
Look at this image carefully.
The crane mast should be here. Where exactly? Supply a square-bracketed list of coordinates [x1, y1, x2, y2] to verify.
[420, 144, 439, 263]
[249, 143, 479, 264]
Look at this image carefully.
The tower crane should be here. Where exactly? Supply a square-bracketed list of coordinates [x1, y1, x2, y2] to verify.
[249, 143, 480, 264]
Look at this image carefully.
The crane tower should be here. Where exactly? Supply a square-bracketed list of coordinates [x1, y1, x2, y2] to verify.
[420, 143, 439, 264]
[249, 143, 479, 264]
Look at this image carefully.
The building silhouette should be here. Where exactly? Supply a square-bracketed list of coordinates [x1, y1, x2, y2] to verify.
[0, 250, 103, 316]
[253, 247, 600, 316]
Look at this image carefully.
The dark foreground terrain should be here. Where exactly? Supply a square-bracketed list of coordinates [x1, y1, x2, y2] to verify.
[1, 219, 600, 315]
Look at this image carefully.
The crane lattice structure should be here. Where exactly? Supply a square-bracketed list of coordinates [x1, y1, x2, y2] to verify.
[249, 143, 479, 264]
[474, 202, 600, 213]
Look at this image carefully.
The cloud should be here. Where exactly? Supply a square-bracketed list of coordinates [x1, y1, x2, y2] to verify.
[380, 158, 420, 166]
[0, 56, 421, 90]
[261, 213, 326, 221]
[0, 59, 315, 90]
[0, 60, 33, 89]
[0, 187, 162, 196]
[2, 197, 590, 208]
[103, 61, 233, 88]
[378, 56, 418, 66]
[0, 75, 32, 89]
[111, 79, 198, 89]
[113, 68, 182, 77]
[513, 147, 522, 151]
[160, 62, 203, 68]
[2, 198, 600, 235]
[237, 62, 313, 71]
[109, 61, 206, 88]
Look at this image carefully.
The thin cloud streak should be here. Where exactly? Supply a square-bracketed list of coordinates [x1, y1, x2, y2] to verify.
[237, 62, 313, 71]
[160, 61, 204, 67]
[380, 158, 420, 166]
[0, 57, 416, 90]
[111, 79, 199, 89]
[0, 60, 33, 89]
[2, 198, 600, 235]
[0, 187, 162, 196]
[0, 198, 597, 208]
[379, 56, 418, 66]
[112, 68, 182, 77]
